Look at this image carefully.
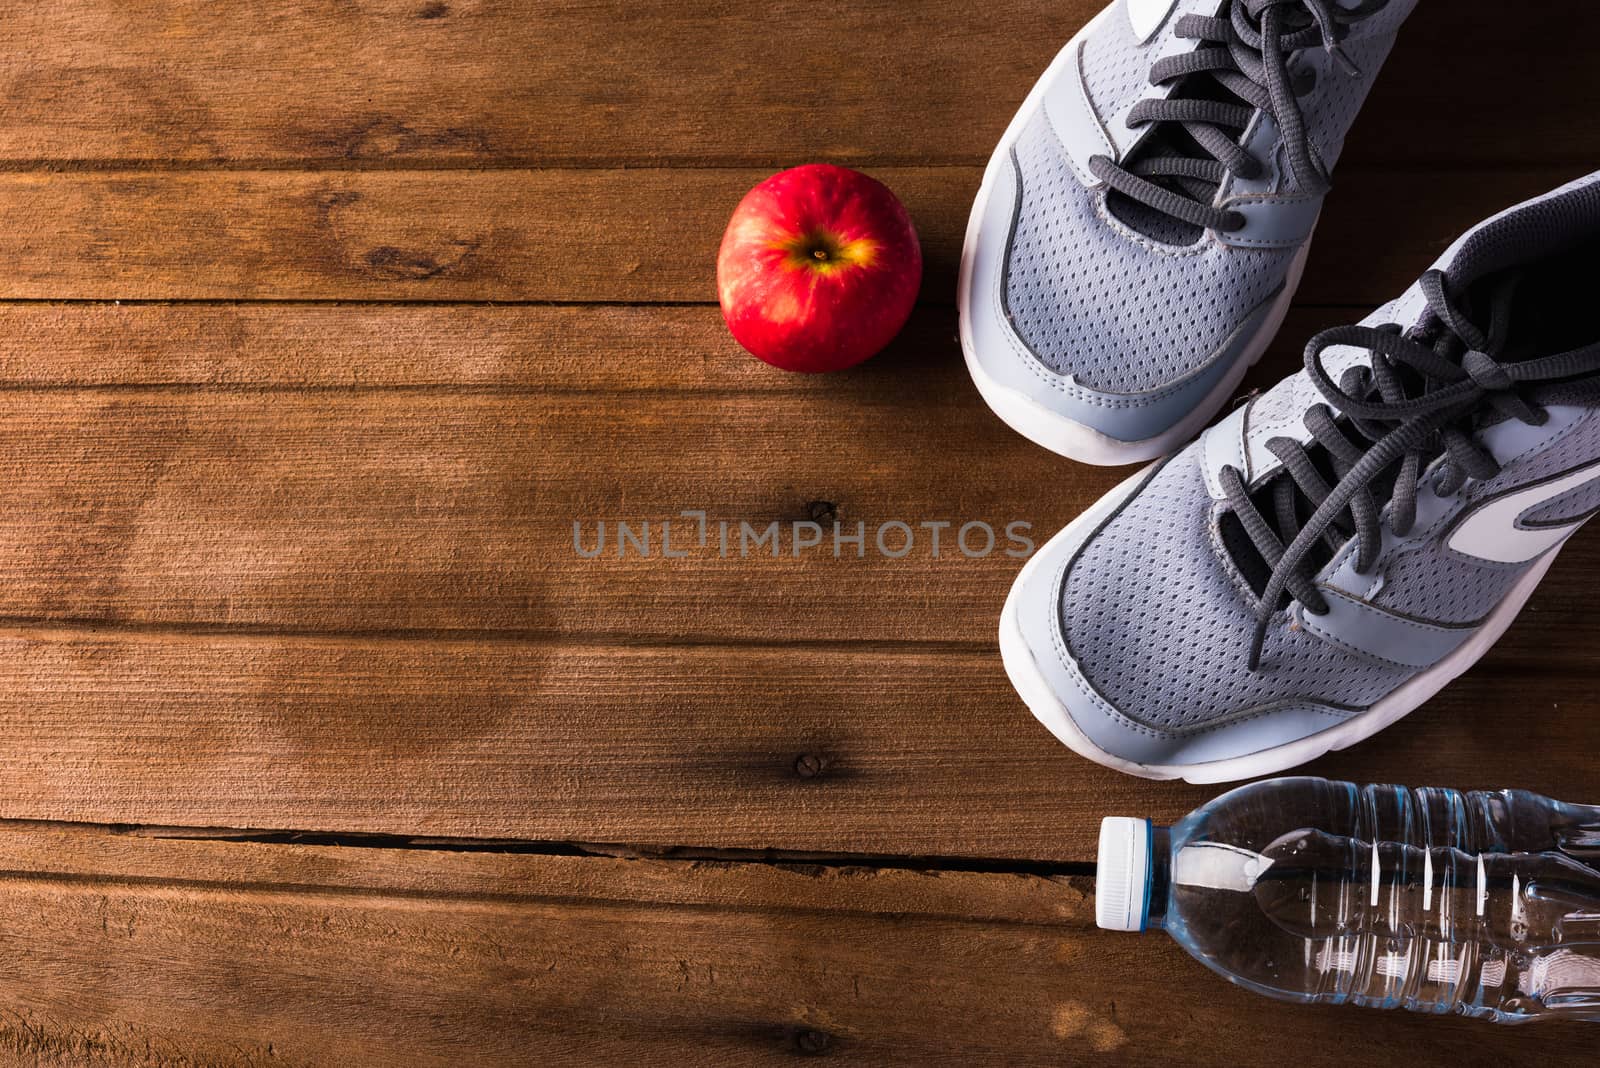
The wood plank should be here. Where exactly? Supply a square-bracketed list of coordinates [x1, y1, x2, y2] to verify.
[0, 0, 1084, 168]
[0, 359, 1068, 641]
[0, 305, 1594, 854]
[0, 301, 778, 390]
[0, 301, 1363, 390]
[0, 165, 1586, 304]
[0, 626, 1592, 857]
[0, 1, 1592, 169]
[0, 300, 991, 392]
[0, 827, 1587, 1066]
[0, 302, 1360, 391]
[0, 303, 1598, 664]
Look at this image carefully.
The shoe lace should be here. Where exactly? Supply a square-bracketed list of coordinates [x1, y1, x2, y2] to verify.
[1222, 269, 1600, 671]
[1090, 0, 1387, 235]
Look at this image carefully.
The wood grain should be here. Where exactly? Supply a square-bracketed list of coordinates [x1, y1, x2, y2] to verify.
[0, 304, 1597, 664]
[1, 2, 1597, 1063]
[0, 302, 1595, 857]
[0, 358, 1067, 640]
[0, 302, 1423, 390]
[0, 165, 1587, 304]
[0, 0, 1082, 168]
[0, 1, 1591, 170]
[0, 626, 1592, 857]
[0, 827, 1587, 1066]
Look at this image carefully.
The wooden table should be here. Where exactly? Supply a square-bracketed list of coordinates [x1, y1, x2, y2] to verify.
[0, 2, 1592, 1063]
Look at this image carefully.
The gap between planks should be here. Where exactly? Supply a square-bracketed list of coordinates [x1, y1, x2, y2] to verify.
[9, 815, 1099, 881]
[0, 818, 1096, 927]
[0, 820, 1590, 1067]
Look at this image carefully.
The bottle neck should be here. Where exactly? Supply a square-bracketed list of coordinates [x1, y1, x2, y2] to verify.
[1145, 825, 1172, 931]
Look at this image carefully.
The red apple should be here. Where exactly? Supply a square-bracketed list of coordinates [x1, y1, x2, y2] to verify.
[717, 164, 922, 373]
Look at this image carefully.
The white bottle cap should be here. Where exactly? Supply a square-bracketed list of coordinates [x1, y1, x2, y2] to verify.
[1096, 816, 1152, 932]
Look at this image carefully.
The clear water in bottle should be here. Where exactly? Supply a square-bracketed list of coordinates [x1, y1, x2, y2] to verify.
[1096, 777, 1600, 1022]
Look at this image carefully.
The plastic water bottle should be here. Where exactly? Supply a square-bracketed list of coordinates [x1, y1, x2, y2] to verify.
[1095, 777, 1600, 1022]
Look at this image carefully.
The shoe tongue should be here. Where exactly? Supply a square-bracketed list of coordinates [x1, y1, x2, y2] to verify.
[1224, 202, 1600, 600]
[1221, 446, 1419, 604]
[1106, 45, 1272, 245]
[1107, 4, 1332, 245]
[1106, 185, 1205, 245]
[1219, 431, 1385, 602]
[1220, 345, 1434, 601]
[1103, 124, 1210, 246]
[1221, 263, 1549, 597]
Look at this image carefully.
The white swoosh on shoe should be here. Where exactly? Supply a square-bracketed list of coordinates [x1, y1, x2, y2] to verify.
[1127, 0, 1178, 41]
[1446, 459, 1600, 564]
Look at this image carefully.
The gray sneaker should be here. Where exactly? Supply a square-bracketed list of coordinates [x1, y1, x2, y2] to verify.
[960, 0, 1415, 464]
[1001, 172, 1600, 782]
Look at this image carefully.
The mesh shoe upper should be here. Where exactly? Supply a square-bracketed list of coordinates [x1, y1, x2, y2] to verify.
[1060, 448, 1414, 731]
[1080, 9, 1151, 111]
[1001, 0, 1415, 396]
[1050, 170, 1600, 738]
[1007, 110, 1294, 394]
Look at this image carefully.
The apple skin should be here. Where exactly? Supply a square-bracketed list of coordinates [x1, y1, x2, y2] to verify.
[717, 164, 922, 373]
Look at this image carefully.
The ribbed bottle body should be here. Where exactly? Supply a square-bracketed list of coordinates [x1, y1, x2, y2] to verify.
[1159, 778, 1600, 1022]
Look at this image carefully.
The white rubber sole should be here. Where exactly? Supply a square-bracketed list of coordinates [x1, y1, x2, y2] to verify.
[999, 473, 1563, 784]
[956, 7, 1308, 466]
